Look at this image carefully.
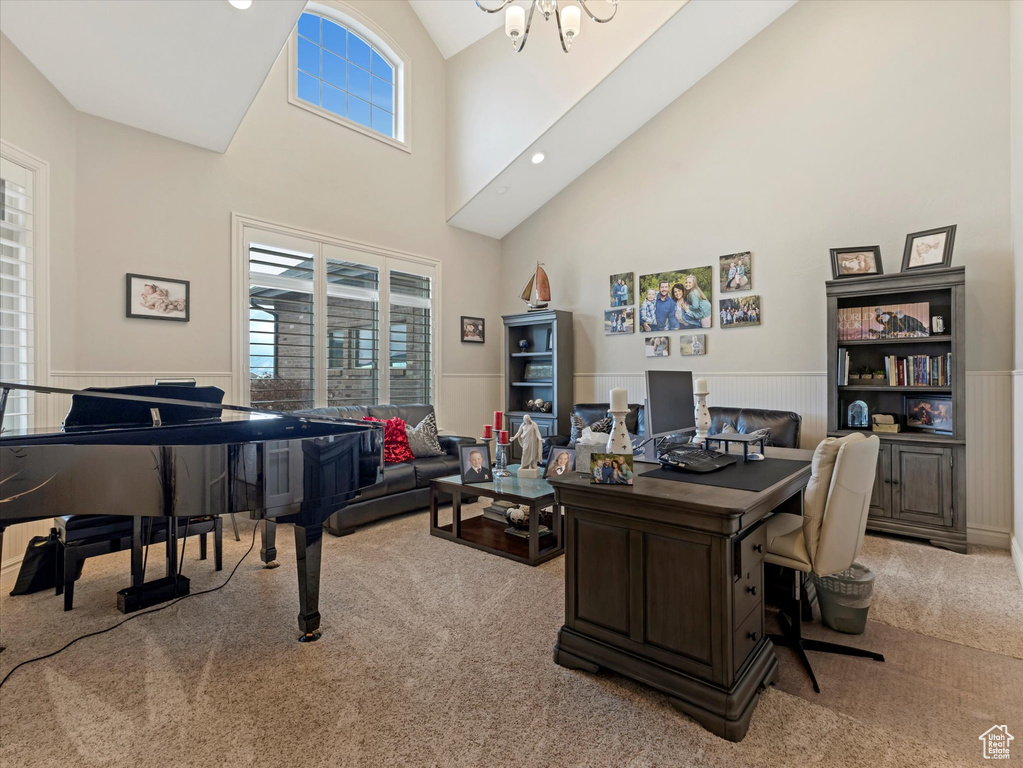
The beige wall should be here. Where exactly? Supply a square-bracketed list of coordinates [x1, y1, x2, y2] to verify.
[0, 33, 77, 370]
[445, 0, 684, 218]
[501, 0, 1013, 376]
[1010, 0, 1023, 579]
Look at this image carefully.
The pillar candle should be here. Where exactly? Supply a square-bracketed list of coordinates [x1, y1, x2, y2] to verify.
[499, 430, 509, 444]
[494, 411, 503, 431]
[483, 424, 493, 438]
[695, 378, 709, 394]
[610, 387, 628, 412]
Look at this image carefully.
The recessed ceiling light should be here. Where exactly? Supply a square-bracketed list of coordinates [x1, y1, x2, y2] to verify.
[531, 152, 545, 165]
[496, 186, 509, 195]
[229, 0, 252, 9]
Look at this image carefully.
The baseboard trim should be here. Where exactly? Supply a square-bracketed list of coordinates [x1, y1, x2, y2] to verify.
[1, 556, 22, 593]
[968, 525, 1011, 549]
[1011, 535, 1023, 591]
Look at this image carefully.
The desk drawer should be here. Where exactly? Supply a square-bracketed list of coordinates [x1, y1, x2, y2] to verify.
[733, 523, 765, 623]
[733, 602, 764, 674]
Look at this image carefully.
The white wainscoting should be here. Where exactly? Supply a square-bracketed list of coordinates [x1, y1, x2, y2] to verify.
[575, 370, 1013, 549]
[1012, 371, 1023, 588]
[437, 373, 503, 439]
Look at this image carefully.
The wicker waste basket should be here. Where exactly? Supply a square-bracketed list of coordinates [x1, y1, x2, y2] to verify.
[811, 563, 875, 635]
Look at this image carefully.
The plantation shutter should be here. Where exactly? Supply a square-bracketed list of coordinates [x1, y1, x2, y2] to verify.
[326, 258, 379, 406]
[388, 270, 432, 405]
[0, 157, 35, 432]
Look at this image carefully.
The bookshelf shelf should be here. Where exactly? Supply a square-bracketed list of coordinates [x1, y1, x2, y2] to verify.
[826, 266, 965, 553]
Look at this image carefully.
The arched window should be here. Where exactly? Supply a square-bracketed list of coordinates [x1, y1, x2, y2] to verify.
[290, 3, 408, 150]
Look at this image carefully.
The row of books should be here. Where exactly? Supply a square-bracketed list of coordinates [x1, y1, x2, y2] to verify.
[883, 354, 952, 388]
[837, 348, 952, 387]
[837, 302, 931, 341]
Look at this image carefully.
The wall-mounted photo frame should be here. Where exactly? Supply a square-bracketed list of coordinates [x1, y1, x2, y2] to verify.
[678, 334, 707, 356]
[719, 296, 760, 328]
[461, 316, 485, 343]
[901, 225, 956, 271]
[830, 246, 883, 279]
[459, 443, 493, 483]
[604, 307, 635, 335]
[719, 251, 752, 292]
[126, 273, 189, 322]
[638, 267, 714, 331]
[609, 272, 634, 308]
[545, 447, 576, 478]
[644, 336, 669, 357]
[905, 395, 952, 434]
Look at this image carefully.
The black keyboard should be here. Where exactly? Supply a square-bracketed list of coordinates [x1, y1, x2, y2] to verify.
[658, 447, 737, 473]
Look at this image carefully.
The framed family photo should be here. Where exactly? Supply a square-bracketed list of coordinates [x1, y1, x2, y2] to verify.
[637, 267, 714, 332]
[830, 246, 883, 279]
[545, 447, 576, 478]
[902, 225, 956, 271]
[604, 307, 635, 335]
[459, 444, 493, 483]
[125, 274, 189, 322]
[609, 272, 634, 308]
[461, 316, 485, 343]
[719, 252, 752, 292]
[589, 453, 634, 485]
[644, 336, 669, 357]
[720, 296, 760, 328]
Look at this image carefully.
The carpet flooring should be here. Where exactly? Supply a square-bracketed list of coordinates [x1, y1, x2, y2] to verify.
[0, 505, 1019, 767]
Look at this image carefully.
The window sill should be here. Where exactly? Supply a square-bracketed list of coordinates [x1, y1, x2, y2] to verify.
[288, 94, 411, 154]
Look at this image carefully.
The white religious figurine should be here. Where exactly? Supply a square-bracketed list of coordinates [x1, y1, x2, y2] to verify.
[513, 414, 544, 478]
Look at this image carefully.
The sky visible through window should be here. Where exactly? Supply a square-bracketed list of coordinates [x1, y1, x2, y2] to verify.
[296, 12, 395, 138]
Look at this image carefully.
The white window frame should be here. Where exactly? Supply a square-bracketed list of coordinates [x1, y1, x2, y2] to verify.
[288, 0, 412, 153]
[231, 212, 440, 409]
[0, 139, 50, 429]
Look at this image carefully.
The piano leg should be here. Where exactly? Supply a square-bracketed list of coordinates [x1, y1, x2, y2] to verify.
[260, 519, 279, 569]
[294, 523, 323, 642]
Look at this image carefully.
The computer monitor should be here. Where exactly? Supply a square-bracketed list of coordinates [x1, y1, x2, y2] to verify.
[644, 370, 696, 439]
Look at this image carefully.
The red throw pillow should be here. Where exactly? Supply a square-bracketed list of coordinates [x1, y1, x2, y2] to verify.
[363, 416, 415, 463]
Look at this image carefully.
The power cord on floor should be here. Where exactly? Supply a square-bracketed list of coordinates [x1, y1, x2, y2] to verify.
[0, 520, 259, 690]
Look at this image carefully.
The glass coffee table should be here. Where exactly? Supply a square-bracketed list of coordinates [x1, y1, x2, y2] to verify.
[429, 465, 563, 566]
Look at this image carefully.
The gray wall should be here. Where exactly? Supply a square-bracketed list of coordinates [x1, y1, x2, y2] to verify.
[500, 0, 1013, 375]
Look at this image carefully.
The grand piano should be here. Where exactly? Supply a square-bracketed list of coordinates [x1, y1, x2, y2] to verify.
[0, 382, 382, 641]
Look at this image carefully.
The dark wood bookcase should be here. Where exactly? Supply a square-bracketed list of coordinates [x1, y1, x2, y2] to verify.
[502, 310, 573, 459]
[826, 267, 966, 553]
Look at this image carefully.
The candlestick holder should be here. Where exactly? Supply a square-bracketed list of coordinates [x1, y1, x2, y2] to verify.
[494, 442, 512, 477]
[605, 409, 632, 455]
[694, 392, 711, 442]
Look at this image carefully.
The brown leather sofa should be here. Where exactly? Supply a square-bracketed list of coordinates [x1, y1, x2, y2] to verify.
[558, 402, 802, 449]
[296, 403, 475, 536]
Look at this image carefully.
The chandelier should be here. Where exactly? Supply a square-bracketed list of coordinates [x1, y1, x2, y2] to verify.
[476, 0, 619, 53]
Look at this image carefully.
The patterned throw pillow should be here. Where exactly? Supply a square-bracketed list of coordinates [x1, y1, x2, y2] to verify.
[570, 414, 615, 443]
[363, 416, 416, 463]
[405, 412, 444, 458]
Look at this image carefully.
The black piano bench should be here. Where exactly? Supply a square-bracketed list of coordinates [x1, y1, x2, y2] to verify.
[55, 515, 223, 611]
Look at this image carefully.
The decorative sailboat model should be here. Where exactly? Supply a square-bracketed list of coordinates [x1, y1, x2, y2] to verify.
[520, 261, 550, 311]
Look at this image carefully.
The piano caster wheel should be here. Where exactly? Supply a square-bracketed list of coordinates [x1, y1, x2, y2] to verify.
[298, 630, 322, 643]
[264, 561, 280, 569]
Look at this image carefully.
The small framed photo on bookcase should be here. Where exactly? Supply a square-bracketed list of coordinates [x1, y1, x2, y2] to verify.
[901, 225, 956, 271]
[830, 246, 883, 279]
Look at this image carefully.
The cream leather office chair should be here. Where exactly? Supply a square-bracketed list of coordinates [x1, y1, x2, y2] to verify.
[765, 432, 884, 693]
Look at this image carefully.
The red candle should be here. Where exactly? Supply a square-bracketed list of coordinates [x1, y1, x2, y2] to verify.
[499, 430, 509, 444]
[483, 424, 493, 438]
[494, 411, 503, 431]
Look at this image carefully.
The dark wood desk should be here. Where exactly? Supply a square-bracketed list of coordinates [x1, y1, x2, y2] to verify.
[548, 449, 811, 741]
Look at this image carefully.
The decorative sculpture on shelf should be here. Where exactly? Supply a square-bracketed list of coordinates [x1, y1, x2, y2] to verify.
[520, 261, 550, 311]
[513, 414, 544, 478]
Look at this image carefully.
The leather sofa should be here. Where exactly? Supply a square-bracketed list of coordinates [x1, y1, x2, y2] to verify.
[295, 403, 475, 536]
[560, 402, 802, 449]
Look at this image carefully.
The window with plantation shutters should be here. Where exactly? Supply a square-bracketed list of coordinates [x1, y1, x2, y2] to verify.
[243, 224, 435, 413]
[0, 157, 35, 432]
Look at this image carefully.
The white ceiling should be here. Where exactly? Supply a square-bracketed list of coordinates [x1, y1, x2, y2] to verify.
[448, 0, 797, 239]
[0, 0, 305, 152]
[408, 0, 503, 60]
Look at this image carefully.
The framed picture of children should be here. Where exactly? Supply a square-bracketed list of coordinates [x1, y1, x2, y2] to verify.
[719, 296, 761, 328]
[609, 272, 634, 308]
[905, 396, 952, 434]
[678, 334, 707, 356]
[719, 252, 752, 292]
[604, 307, 635, 335]
[589, 453, 635, 485]
[544, 447, 576, 478]
[126, 273, 189, 322]
[644, 336, 669, 357]
[901, 225, 956, 271]
[638, 267, 713, 332]
[460, 316, 485, 343]
[459, 444, 494, 484]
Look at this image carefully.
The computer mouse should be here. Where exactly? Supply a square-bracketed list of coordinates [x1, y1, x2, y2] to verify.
[747, 452, 765, 461]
